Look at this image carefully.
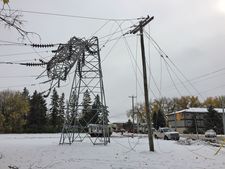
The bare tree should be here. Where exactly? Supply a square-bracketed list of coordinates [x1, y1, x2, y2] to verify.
[0, 0, 40, 39]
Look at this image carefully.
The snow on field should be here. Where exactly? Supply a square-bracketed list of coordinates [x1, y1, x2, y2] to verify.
[0, 133, 225, 169]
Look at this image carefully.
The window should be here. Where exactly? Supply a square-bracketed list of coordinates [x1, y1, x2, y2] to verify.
[186, 120, 192, 126]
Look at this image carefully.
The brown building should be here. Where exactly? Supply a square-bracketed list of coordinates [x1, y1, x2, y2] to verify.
[167, 107, 225, 133]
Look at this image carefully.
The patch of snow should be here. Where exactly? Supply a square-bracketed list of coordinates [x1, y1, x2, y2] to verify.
[169, 107, 225, 115]
[0, 134, 225, 169]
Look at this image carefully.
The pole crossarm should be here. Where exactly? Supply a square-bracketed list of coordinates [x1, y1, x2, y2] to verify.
[130, 15, 154, 34]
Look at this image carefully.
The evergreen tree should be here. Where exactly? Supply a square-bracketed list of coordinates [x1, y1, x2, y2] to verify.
[66, 92, 76, 125]
[0, 90, 8, 132]
[124, 119, 132, 131]
[49, 88, 59, 132]
[58, 93, 65, 130]
[152, 109, 166, 129]
[26, 91, 47, 133]
[0, 112, 4, 132]
[80, 90, 92, 127]
[152, 112, 157, 129]
[65, 100, 71, 123]
[98, 105, 109, 124]
[90, 95, 100, 124]
[22, 87, 29, 100]
[21, 87, 30, 131]
[151, 100, 166, 129]
[203, 106, 223, 134]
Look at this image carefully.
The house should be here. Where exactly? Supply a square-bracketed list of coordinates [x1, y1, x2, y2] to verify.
[167, 107, 225, 133]
[112, 122, 139, 133]
[112, 122, 125, 132]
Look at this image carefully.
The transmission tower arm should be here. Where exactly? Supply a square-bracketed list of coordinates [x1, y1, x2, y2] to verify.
[46, 36, 97, 82]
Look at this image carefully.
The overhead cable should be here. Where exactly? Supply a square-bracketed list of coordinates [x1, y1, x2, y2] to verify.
[144, 31, 204, 99]
[163, 59, 182, 97]
[0, 50, 50, 58]
[9, 9, 140, 21]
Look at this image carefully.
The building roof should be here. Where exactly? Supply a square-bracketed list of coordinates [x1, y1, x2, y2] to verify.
[168, 107, 225, 115]
[112, 122, 126, 124]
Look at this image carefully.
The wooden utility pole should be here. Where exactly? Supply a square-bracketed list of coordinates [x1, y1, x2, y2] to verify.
[130, 15, 154, 151]
[129, 95, 137, 138]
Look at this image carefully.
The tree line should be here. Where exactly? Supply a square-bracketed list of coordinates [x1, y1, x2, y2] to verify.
[0, 88, 107, 133]
[0, 88, 65, 133]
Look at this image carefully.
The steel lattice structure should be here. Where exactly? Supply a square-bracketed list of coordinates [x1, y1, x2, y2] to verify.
[44, 36, 109, 145]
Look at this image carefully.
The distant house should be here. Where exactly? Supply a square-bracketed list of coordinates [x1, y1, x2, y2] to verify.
[112, 122, 139, 133]
[112, 122, 125, 132]
[167, 107, 225, 133]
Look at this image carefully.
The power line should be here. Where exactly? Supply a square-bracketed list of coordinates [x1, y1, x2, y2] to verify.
[144, 31, 204, 99]
[116, 22, 158, 99]
[145, 31, 203, 98]
[99, 34, 135, 48]
[99, 21, 127, 50]
[188, 67, 225, 82]
[191, 71, 225, 85]
[0, 55, 52, 65]
[0, 24, 132, 52]
[89, 20, 111, 39]
[144, 32, 182, 96]
[0, 50, 50, 58]
[116, 22, 145, 97]
[163, 59, 182, 97]
[0, 39, 28, 45]
[145, 53, 163, 98]
[0, 40, 60, 47]
[98, 25, 132, 40]
[162, 67, 225, 94]
[166, 57, 204, 99]
[162, 56, 192, 95]
[9, 9, 139, 21]
[0, 25, 131, 48]
[0, 61, 46, 66]
[0, 75, 39, 78]
[200, 83, 225, 94]
[0, 82, 41, 89]
[101, 34, 122, 62]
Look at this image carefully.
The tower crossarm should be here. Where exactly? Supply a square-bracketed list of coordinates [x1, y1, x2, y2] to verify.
[46, 36, 98, 82]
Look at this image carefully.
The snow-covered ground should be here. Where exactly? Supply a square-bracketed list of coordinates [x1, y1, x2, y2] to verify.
[0, 133, 225, 169]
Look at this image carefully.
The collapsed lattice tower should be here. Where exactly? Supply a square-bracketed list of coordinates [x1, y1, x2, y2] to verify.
[44, 36, 109, 145]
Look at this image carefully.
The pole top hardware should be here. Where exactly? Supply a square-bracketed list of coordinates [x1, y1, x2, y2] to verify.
[130, 15, 154, 34]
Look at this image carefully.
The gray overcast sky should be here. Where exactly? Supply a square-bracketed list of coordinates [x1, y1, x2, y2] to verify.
[1, 0, 225, 122]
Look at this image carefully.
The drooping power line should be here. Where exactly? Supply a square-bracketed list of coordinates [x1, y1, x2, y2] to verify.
[9, 9, 140, 21]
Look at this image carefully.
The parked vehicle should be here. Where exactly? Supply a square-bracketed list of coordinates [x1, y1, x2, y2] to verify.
[88, 124, 112, 137]
[138, 123, 156, 134]
[204, 129, 217, 142]
[154, 127, 180, 140]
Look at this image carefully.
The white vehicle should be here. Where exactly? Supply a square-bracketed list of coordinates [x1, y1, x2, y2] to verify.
[88, 124, 112, 137]
[204, 129, 217, 142]
[154, 127, 180, 140]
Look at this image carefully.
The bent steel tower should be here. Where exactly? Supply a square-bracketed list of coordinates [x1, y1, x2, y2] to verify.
[43, 36, 109, 145]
